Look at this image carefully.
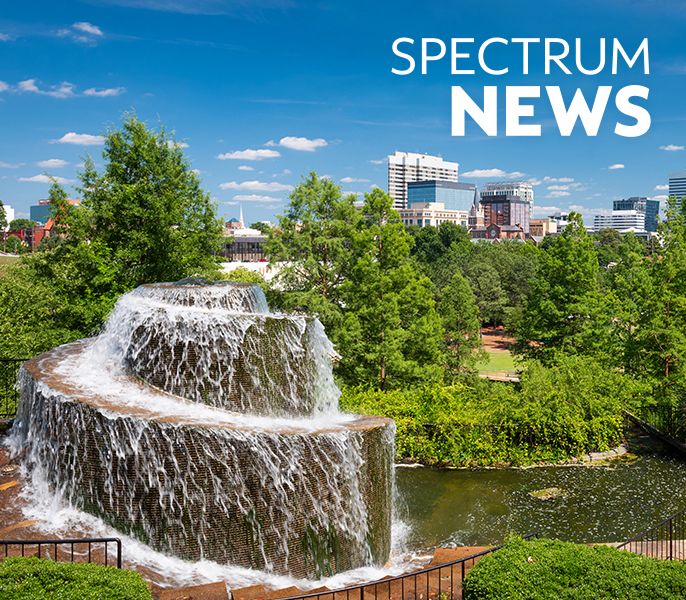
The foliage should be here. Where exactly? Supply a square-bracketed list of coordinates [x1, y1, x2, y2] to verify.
[335, 188, 444, 389]
[341, 355, 645, 466]
[78, 116, 223, 287]
[8, 218, 36, 232]
[269, 176, 446, 388]
[463, 537, 686, 600]
[0, 557, 151, 600]
[221, 266, 269, 285]
[0, 199, 6, 232]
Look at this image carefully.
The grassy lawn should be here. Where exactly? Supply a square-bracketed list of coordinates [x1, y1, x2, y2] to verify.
[477, 350, 516, 374]
[0, 255, 20, 265]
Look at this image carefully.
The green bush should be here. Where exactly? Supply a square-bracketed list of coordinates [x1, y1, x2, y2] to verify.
[463, 537, 686, 600]
[0, 557, 152, 600]
[340, 355, 648, 467]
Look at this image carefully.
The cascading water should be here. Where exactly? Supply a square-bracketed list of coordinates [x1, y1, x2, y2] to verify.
[8, 280, 395, 579]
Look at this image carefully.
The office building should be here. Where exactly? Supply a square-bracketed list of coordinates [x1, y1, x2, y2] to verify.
[669, 171, 686, 208]
[399, 203, 470, 228]
[550, 212, 570, 231]
[481, 181, 534, 214]
[593, 210, 646, 233]
[387, 151, 458, 210]
[471, 193, 530, 240]
[407, 180, 477, 212]
[30, 198, 80, 224]
[613, 197, 660, 232]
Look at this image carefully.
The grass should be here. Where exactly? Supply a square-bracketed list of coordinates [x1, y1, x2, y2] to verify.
[476, 350, 516, 374]
[0, 255, 20, 265]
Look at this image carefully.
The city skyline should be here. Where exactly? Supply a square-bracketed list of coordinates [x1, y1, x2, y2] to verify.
[1, 0, 686, 225]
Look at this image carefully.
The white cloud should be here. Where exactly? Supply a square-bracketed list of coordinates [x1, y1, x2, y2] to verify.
[341, 177, 370, 183]
[18, 174, 73, 184]
[461, 168, 525, 178]
[533, 205, 562, 214]
[83, 86, 125, 97]
[58, 22, 103, 44]
[369, 158, 386, 165]
[54, 132, 105, 146]
[547, 191, 571, 198]
[218, 149, 280, 161]
[266, 136, 328, 152]
[659, 144, 684, 152]
[36, 159, 69, 168]
[73, 22, 103, 36]
[167, 140, 189, 149]
[238, 165, 254, 171]
[0, 81, 8, 92]
[655, 184, 669, 191]
[547, 185, 570, 191]
[18, 79, 76, 99]
[544, 176, 574, 183]
[608, 163, 625, 170]
[232, 194, 282, 203]
[0, 161, 21, 168]
[219, 180, 293, 192]
[0, 33, 11, 42]
[650, 194, 669, 202]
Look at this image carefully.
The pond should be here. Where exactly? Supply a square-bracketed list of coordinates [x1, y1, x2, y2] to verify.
[395, 444, 686, 551]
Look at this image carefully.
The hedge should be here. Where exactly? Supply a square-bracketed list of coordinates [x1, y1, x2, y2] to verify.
[463, 538, 686, 600]
[0, 557, 152, 600]
[340, 356, 648, 467]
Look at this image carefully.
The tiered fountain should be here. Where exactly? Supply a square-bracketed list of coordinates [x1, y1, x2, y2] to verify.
[10, 280, 395, 579]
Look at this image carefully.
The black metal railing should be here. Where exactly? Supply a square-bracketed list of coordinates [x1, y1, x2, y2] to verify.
[0, 358, 25, 419]
[280, 533, 538, 600]
[617, 505, 686, 561]
[0, 538, 122, 568]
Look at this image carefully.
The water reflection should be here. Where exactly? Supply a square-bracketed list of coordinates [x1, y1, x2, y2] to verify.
[395, 453, 686, 550]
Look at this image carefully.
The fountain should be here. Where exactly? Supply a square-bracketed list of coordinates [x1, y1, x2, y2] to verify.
[9, 280, 395, 579]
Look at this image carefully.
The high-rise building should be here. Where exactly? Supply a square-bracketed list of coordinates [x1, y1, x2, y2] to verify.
[387, 151, 458, 210]
[471, 192, 530, 240]
[399, 203, 470, 228]
[407, 180, 477, 212]
[30, 198, 81, 224]
[613, 197, 660, 232]
[669, 171, 686, 209]
[481, 181, 534, 214]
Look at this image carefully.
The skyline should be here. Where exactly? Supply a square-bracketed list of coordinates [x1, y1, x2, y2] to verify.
[1, 0, 686, 225]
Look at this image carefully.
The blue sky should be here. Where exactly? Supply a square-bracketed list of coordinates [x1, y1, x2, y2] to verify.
[1, 0, 686, 225]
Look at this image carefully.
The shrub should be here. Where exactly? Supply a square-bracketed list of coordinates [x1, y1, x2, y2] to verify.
[0, 557, 152, 600]
[463, 537, 686, 600]
[340, 356, 648, 467]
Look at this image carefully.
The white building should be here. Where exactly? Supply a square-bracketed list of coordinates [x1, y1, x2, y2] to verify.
[593, 210, 646, 233]
[1, 204, 14, 231]
[387, 151, 458, 210]
[549, 211, 569, 231]
[481, 181, 534, 215]
[399, 202, 469, 228]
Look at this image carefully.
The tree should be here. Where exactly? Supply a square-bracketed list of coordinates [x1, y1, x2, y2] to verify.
[513, 213, 611, 362]
[266, 173, 362, 331]
[462, 259, 509, 326]
[336, 188, 444, 389]
[439, 270, 483, 376]
[249, 221, 271, 234]
[78, 115, 223, 287]
[47, 181, 71, 235]
[8, 219, 36, 232]
[0, 200, 7, 232]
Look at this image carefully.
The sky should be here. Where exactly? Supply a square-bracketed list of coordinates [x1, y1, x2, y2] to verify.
[1, 0, 686, 225]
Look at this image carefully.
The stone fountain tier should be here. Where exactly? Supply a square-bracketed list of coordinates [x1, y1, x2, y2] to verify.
[113, 283, 336, 417]
[16, 344, 394, 579]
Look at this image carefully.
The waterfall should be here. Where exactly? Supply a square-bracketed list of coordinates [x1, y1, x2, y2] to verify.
[8, 280, 394, 579]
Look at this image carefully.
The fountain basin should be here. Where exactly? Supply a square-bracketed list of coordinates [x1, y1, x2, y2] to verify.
[15, 344, 394, 579]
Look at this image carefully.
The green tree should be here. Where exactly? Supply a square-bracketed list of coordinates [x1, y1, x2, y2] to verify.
[0, 200, 7, 232]
[439, 270, 483, 376]
[336, 188, 444, 389]
[78, 116, 223, 287]
[462, 259, 509, 326]
[8, 218, 36, 232]
[266, 173, 362, 330]
[513, 213, 610, 362]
